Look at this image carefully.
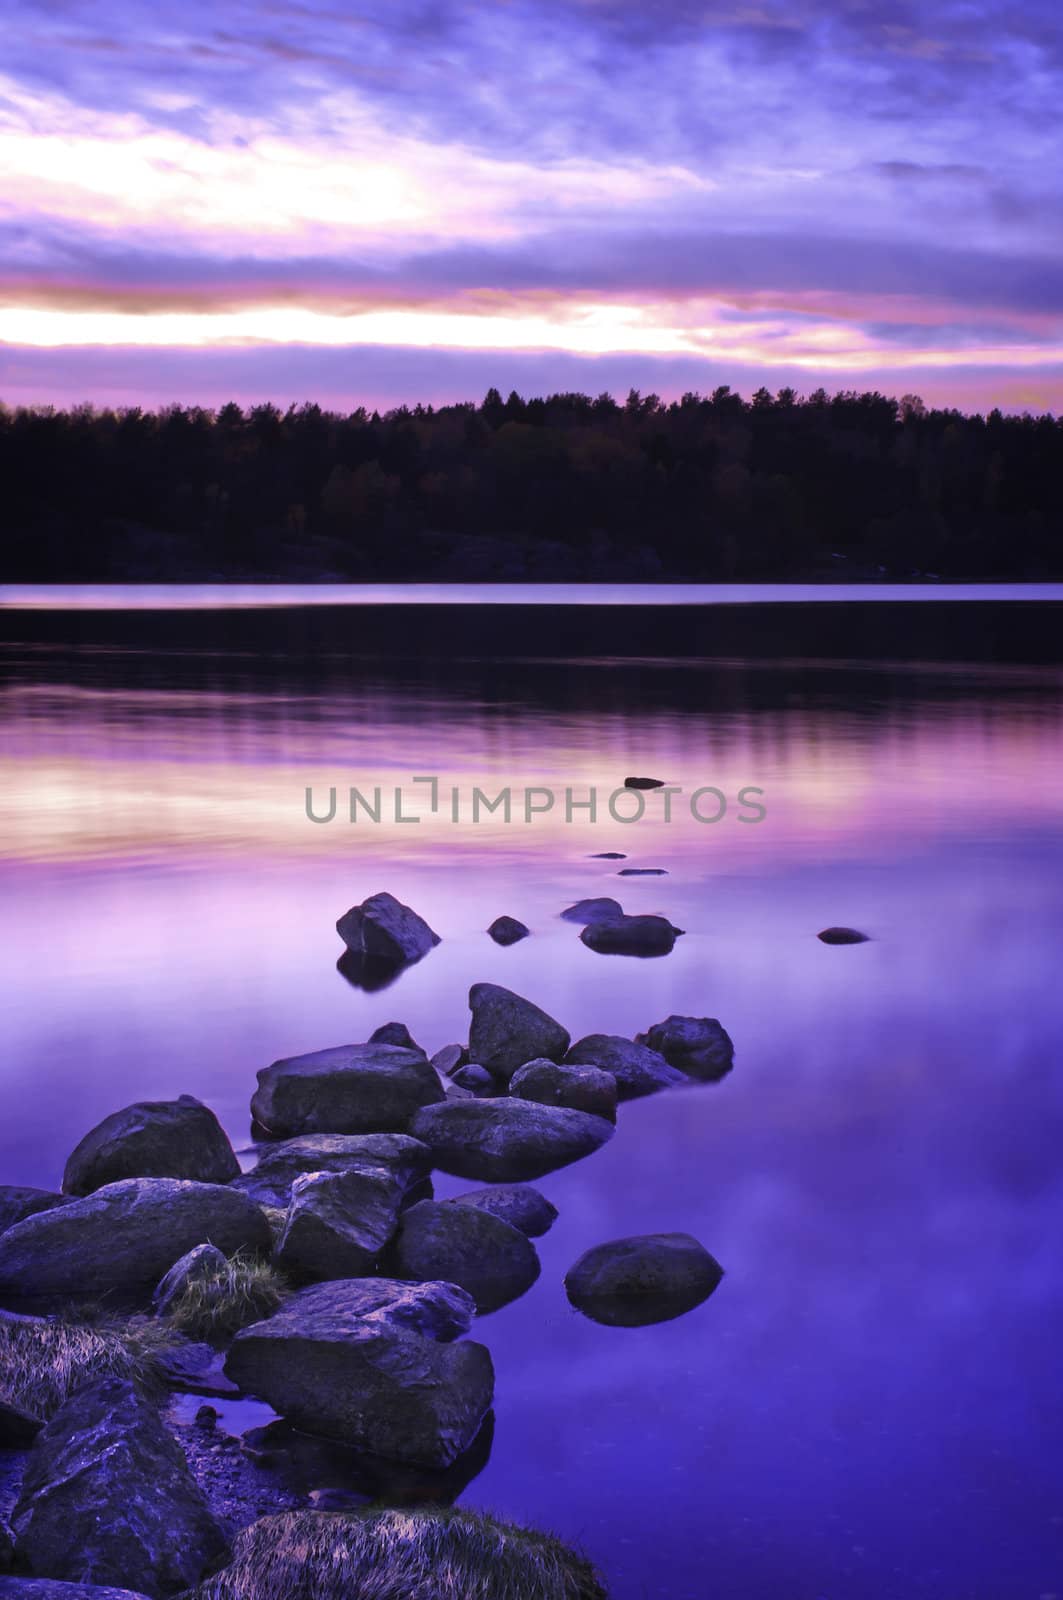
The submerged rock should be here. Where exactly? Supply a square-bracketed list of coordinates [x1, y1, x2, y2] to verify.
[410, 1099, 613, 1182]
[276, 1166, 406, 1282]
[818, 926, 870, 944]
[12, 1377, 226, 1595]
[152, 1243, 228, 1317]
[636, 1015, 735, 1082]
[0, 1178, 270, 1302]
[445, 1185, 558, 1238]
[623, 776, 665, 789]
[234, 1132, 431, 1211]
[510, 1058, 617, 1121]
[560, 896, 624, 925]
[565, 1233, 723, 1327]
[467, 983, 570, 1084]
[0, 1188, 70, 1238]
[565, 1034, 685, 1100]
[486, 915, 530, 946]
[336, 892, 440, 966]
[579, 913, 682, 957]
[61, 1096, 239, 1197]
[250, 1043, 444, 1137]
[390, 1200, 540, 1315]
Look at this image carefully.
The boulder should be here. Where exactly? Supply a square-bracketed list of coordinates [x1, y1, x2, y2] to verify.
[368, 1021, 422, 1051]
[0, 1584, 153, 1598]
[0, 1398, 42, 1447]
[0, 1189, 70, 1238]
[565, 1034, 685, 1100]
[233, 1132, 431, 1211]
[623, 776, 665, 789]
[336, 893, 440, 966]
[510, 1059, 617, 1121]
[635, 1015, 735, 1082]
[450, 1064, 495, 1095]
[0, 1179, 271, 1303]
[389, 1200, 540, 1315]
[152, 1243, 228, 1317]
[560, 897, 624, 925]
[430, 1044, 468, 1077]
[467, 984, 570, 1084]
[579, 913, 682, 956]
[61, 1096, 239, 1197]
[565, 1233, 723, 1327]
[225, 1281, 491, 1467]
[818, 926, 870, 944]
[276, 1166, 407, 1282]
[410, 1100, 613, 1183]
[250, 1044, 444, 1137]
[12, 1377, 226, 1594]
[486, 915, 530, 946]
[445, 1185, 557, 1238]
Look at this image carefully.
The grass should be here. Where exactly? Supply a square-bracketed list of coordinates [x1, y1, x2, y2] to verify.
[0, 1310, 170, 1422]
[189, 1507, 607, 1600]
[163, 1250, 285, 1340]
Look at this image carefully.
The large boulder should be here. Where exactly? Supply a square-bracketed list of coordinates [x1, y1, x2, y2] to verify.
[0, 1189, 70, 1238]
[486, 915, 530, 946]
[510, 1059, 617, 1121]
[635, 1015, 735, 1082]
[12, 1377, 226, 1595]
[445, 1185, 557, 1238]
[225, 1280, 492, 1468]
[336, 892, 440, 965]
[565, 1233, 723, 1327]
[250, 1044, 444, 1137]
[467, 984, 570, 1084]
[233, 1132, 431, 1211]
[565, 1034, 685, 1100]
[61, 1096, 239, 1197]
[579, 914, 682, 956]
[389, 1200, 540, 1315]
[275, 1166, 407, 1282]
[152, 1243, 228, 1317]
[559, 897, 623, 925]
[410, 1100, 613, 1183]
[0, 1179, 271, 1303]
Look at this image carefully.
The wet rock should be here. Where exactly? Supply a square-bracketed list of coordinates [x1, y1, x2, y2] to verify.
[617, 867, 668, 875]
[0, 1189, 71, 1238]
[467, 983, 570, 1085]
[565, 1233, 723, 1327]
[250, 1043, 444, 1137]
[623, 776, 665, 789]
[12, 1376, 226, 1595]
[154, 1339, 241, 1399]
[62, 1096, 239, 1197]
[389, 1200, 540, 1315]
[560, 897, 624, 925]
[336, 892, 440, 966]
[511, 1059, 617, 1121]
[194, 1405, 219, 1432]
[0, 1398, 42, 1447]
[430, 1044, 468, 1078]
[368, 1021, 422, 1051]
[410, 1099, 613, 1183]
[579, 913, 682, 957]
[486, 915, 530, 946]
[450, 1064, 496, 1095]
[565, 1034, 685, 1100]
[0, 1583, 153, 1598]
[234, 1132, 431, 1211]
[818, 926, 870, 944]
[636, 1015, 735, 1082]
[275, 1167, 406, 1282]
[225, 1280, 491, 1468]
[444, 1185, 557, 1238]
[153, 1243, 228, 1317]
[0, 1179, 271, 1303]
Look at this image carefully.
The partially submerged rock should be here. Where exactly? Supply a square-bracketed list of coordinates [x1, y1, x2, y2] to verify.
[153, 1243, 228, 1318]
[486, 915, 530, 946]
[445, 1185, 558, 1238]
[467, 983, 570, 1084]
[61, 1096, 239, 1197]
[818, 926, 870, 944]
[617, 867, 668, 875]
[0, 1188, 70, 1238]
[511, 1059, 617, 1121]
[410, 1099, 613, 1183]
[390, 1200, 540, 1315]
[623, 776, 665, 789]
[636, 1015, 735, 1082]
[234, 1132, 431, 1211]
[336, 892, 440, 966]
[250, 1043, 444, 1137]
[275, 1166, 406, 1282]
[560, 897, 624, 925]
[565, 1233, 723, 1327]
[588, 852, 626, 859]
[565, 1034, 685, 1100]
[579, 913, 682, 957]
[12, 1377, 226, 1595]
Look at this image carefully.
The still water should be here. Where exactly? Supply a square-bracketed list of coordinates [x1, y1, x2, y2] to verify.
[1, 591, 1062, 1599]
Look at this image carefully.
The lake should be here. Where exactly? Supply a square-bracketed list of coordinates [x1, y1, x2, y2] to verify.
[1, 588, 1062, 1599]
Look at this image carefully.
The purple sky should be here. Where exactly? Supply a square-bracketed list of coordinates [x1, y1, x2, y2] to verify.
[2, 0, 1062, 412]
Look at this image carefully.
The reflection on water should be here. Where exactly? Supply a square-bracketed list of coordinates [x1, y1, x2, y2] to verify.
[1, 599, 1062, 1599]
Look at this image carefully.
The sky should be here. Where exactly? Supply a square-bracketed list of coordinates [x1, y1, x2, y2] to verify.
[1, 0, 1062, 414]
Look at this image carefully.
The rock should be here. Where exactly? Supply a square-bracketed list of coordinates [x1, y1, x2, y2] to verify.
[623, 776, 665, 789]
[0, 1583, 154, 1598]
[234, 1132, 431, 1211]
[510, 1059, 617, 1121]
[635, 1015, 735, 1082]
[467, 983, 570, 1085]
[276, 1167, 406, 1282]
[0, 1189, 71, 1238]
[410, 1100, 613, 1182]
[368, 1021, 421, 1050]
[445, 1185, 557, 1238]
[0, 1179, 271, 1303]
[389, 1201, 540, 1315]
[818, 926, 870, 944]
[588, 852, 626, 859]
[61, 1097, 239, 1197]
[194, 1404, 218, 1431]
[225, 1281, 491, 1467]
[430, 1044, 468, 1078]
[565, 1034, 685, 1100]
[12, 1377, 226, 1594]
[560, 897, 624, 925]
[0, 1522, 11, 1574]
[450, 1064, 495, 1095]
[445, 1083, 475, 1101]
[154, 1340, 240, 1398]
[565, 1233, 723, 1327]
[153, 1243, 228, 1317]
[250, 1044, 444, 1137]
[336, 892, 440, 966]
[617, 867, 667, 875]
[0, 1398, 42, 1447]
[486, 915, 530, 946]
[579, 913, 682, 956]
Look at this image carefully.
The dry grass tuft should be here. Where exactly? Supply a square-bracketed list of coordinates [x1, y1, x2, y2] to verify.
[0, 1311, 170, 1421]
[163, 1251, 284, 1340]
